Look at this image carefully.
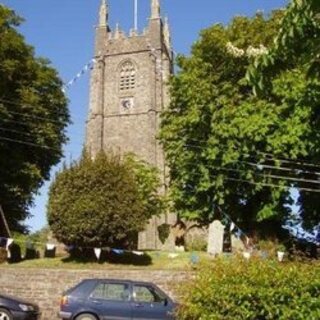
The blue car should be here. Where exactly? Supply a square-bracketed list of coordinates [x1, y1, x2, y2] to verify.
[0, 293, 40, 320]
[59, 279, 177, 320]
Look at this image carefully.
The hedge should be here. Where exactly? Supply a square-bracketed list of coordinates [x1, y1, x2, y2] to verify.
[177, 257, 320, 320]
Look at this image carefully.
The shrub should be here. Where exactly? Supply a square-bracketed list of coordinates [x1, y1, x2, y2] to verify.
[48, 152, 163, 249]
[177, 257, 320, 319]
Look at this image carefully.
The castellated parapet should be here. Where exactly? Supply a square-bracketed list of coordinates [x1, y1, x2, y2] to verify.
[86, 0, 174, 250]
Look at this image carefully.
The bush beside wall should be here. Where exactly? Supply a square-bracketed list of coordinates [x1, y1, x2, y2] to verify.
[177, 257, 320, 320]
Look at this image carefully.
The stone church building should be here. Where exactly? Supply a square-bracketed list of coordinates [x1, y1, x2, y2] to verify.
[85, 0, 176, 250]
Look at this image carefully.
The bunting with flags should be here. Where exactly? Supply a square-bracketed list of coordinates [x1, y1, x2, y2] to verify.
[62, 59, 96, 93]
[94, 248, 102, 260]
[0, 235, 147, 259]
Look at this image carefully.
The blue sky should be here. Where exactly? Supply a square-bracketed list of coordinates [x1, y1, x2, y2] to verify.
[2, 0, 288, 231]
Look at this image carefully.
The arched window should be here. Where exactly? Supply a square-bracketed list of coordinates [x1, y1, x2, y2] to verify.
[119, 60, 136, 91]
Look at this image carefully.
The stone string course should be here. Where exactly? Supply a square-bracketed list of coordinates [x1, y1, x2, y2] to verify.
[0, 268, 191, 319]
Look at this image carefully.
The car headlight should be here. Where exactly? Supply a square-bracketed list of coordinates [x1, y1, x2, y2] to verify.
[19, 304, 35, 312]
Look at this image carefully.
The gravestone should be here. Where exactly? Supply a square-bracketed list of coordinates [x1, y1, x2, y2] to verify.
[207, 220, 225, 255]
[231, 235, 246, 252]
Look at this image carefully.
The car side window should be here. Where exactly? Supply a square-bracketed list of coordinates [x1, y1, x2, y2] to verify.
[91, 282, 130, 301]
[133, 285, 166, 303]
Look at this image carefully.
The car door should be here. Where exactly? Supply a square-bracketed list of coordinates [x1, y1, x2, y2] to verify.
[87, 280, 132, 320]
[131, 284, 173, 320]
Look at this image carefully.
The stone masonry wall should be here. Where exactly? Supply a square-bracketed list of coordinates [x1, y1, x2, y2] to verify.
[0, 268, 191, 319]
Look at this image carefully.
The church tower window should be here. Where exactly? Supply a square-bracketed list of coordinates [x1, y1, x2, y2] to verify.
[119, 60, 136, 91]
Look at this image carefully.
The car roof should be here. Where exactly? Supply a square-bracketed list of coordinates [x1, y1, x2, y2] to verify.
[81, 279, 155, 285]
[0, 294, 36, 306]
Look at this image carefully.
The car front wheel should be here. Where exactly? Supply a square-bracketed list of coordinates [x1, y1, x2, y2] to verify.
[75, 313, 97, 320]
[0, 308, 13, 320]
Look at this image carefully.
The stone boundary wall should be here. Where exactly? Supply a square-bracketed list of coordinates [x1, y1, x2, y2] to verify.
[0, 268, 192, 319]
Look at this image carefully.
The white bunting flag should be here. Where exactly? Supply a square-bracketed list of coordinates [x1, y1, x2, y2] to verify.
[243, 252, 251, 260]
[277, 251, 284, 262]
[6, 238, 13, 249]
[132, 251, 144, 256]
[94, 248, 102, 260]
[230, 222, 235, 232]
[6, 238, 13, 259]
[46, 243, 56, 251]
[175, 245, 185, 252]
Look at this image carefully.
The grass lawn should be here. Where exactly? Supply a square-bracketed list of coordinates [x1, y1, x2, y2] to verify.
[1, 251, 211, 270]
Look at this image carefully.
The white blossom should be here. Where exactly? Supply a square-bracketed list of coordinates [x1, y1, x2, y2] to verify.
[226, 42, 245, 57]
[246, 44, 268, 57]
[226, 42, 268, 58]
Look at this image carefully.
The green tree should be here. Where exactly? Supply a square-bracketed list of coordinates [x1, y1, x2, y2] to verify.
[248, 0, 320, 94]
[125, 154, 165, 219]
[47, 152, 163, 248]
[247, 0, 320, 229]
[0, 5, 69, 231]
[160, 10, 320, 237]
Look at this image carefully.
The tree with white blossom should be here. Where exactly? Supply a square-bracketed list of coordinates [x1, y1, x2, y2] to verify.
[160, 6, 320, 239]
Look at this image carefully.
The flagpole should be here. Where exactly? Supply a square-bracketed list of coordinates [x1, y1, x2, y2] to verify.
[134, 0, 138, 31]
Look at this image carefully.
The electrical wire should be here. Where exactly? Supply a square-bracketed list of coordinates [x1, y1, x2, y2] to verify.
[179, 162, 320, 185]
[1, 114, 320, 188]
[1, 122, 320, 187]
[0, 98, 85, 123]
[0, 136, 62, 152]
[177, 170, 320, 193]
[182, 142, 320, 171]
[181, 145, 320, 180]
[0, 127, 35, 138]
[174, 136, 320, 168]
[0, 117, 62, 128]
[0, 126, 86, 145]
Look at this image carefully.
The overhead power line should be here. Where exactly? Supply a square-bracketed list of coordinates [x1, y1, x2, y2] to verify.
[0, 136, 62, 153]
[181, 142, 320, 170]
[182, 144, 320, 177]
[3, 99, 320, 169]
[0, 127, 37, 139]
[182, 170, 320, 194]
[180, 162, 320, 186]
[0, 116, 63, 128]
[0, 98, 68, 122]
[165, 136, 320, 168]
[0, 98, 86, 123]
[0, 127, 85, 145]
[242, 161, 320, 177]
[1, 124, 320, 188]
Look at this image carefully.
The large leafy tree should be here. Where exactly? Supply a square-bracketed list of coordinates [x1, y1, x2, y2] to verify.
[249, 0, 320, 92]
[160, 9, 320, 238]
[0, 5, 69, 231]
[248, 0, 320, 229]
[48, 152, 163, 248]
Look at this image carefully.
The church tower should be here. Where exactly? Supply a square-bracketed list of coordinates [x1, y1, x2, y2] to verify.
[86, 0, 174, 250]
